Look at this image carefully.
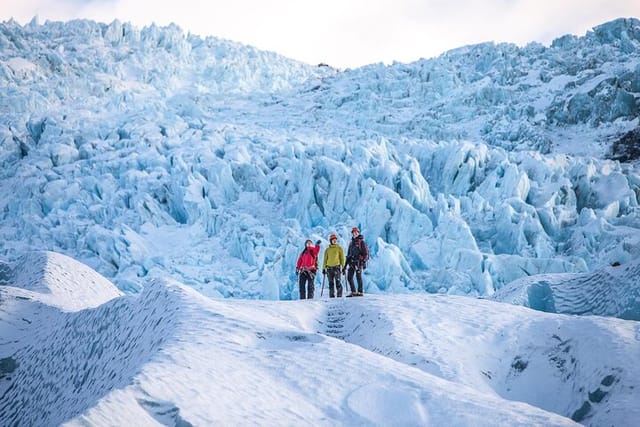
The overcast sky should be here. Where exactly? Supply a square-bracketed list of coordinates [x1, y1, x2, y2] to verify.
[2, 0, 640, 68]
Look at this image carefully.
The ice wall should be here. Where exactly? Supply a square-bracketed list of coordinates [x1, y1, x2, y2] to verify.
[1, 18, 640, 299]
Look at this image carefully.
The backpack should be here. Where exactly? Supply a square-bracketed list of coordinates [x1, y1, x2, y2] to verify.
[358, 237, 369, 263]
[348, 236, 369, 266]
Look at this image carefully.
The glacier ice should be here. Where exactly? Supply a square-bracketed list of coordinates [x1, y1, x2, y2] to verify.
[493, 255, 640, 320]
[0, 18, 639, 300]
[0, 253, 181, 426]
[2, 253, 638, 425]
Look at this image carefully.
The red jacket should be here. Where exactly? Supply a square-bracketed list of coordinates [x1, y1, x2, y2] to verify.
[296, 244, 320, 271]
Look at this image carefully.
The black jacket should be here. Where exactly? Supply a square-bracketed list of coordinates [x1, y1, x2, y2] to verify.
[346, 235, 369, 265]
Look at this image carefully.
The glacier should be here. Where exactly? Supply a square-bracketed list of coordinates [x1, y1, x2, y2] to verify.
[493, 256, 640, 320]
[2, 251, 638, 426]
[1, 18, 640, 303]
[1, 15, 640, 426]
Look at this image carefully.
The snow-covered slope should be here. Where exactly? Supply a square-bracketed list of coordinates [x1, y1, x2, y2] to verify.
[1, 18, 640, 300]
[2, 253, 638, 426]
[329, 294, 640, 426]
[0, 251, 122, 310]
[493, 255, 640, 320]
[0, 253, 179, 425]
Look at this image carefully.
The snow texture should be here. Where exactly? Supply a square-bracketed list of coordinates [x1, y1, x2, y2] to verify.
[2, 14, 640, 427]
[4, 252, 638, 425]
[493, 255, 640, 320]
[1, 18, 640, 300]
[0, 251, 122, 311]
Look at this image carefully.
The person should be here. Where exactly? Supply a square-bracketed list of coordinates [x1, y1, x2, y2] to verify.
[322, 234, 345, 298]
[344, 227, 369, 297]
[296, 239, 321, 299]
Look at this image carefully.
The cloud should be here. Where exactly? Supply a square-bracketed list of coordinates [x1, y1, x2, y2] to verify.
[1, 0, 110, 23]
[2, 0, 639, 68]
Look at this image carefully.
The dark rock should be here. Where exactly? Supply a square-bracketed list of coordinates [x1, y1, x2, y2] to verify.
[610, 128, 640, 163]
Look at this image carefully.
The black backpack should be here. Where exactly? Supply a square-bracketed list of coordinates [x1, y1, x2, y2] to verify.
[348, 236, 369, 265]
[358, 237, 369, 262]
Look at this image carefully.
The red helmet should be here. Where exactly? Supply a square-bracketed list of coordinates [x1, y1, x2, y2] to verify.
[329, 234, 338, 241]
[351, 227, 360, 233]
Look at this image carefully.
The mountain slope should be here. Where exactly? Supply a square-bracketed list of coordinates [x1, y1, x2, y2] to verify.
[5, 252, 638, 425]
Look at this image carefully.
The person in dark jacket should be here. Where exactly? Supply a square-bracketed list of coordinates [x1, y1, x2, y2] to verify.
[344, 227, 369, 297]
[296, 239, 320, 299]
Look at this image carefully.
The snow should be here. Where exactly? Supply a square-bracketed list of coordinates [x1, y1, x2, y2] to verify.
[0, 15, 640, 426]
[0, 251, 121, 311]
[5, 253, 637, 425]
[493, 255, 640, 320]
[5, 57, 37, 79]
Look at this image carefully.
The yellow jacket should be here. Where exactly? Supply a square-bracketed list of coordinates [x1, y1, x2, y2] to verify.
[323, 244, 345, 269]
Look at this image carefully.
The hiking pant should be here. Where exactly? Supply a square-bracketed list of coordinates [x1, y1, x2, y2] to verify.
[326, 266, 343, 298]
[347, 263, 363, 294]
[299, 270, 315, 299]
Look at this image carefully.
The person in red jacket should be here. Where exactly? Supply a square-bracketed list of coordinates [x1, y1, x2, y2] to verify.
[296, 239, 321, 299]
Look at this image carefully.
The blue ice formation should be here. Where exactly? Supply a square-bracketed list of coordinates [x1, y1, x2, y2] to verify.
[1, 18, 639, 300]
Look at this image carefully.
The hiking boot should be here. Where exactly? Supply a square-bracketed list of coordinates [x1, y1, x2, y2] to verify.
[356, 292, 364, 296]
[346, 293, 356, 297]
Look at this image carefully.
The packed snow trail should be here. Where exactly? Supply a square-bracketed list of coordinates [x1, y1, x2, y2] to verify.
[321, 301, 348, 340]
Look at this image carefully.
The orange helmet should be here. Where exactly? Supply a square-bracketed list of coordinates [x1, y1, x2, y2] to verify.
[351, 227, 360, 233]
[329, 233, 338, 241]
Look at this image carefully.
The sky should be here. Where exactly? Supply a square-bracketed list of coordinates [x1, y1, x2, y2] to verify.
[2, 0, 640, 69]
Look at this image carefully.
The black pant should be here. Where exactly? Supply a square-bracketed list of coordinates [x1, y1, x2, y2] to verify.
[299, 270, 315, 299]
[347, 263, 363, 294]
[326, 266, 343, 298]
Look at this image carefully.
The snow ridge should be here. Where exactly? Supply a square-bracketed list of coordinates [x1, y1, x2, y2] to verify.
[0, 253, 591, 426]
[0, 251, 122, 310]
[493, 257, 640, 320]
[3, 253, 639, 425]
[0, 275, 184, 426]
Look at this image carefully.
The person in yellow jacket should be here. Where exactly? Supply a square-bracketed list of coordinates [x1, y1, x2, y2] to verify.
[322, 234, 345, 298]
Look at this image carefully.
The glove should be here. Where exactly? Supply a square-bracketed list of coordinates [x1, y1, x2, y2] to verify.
[342, 267, 346, 275]
[322, 268, 327, 275]
[362, 262, 367, 270]
[316, 240, 321, 245]
[296, 269, 300, 275]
